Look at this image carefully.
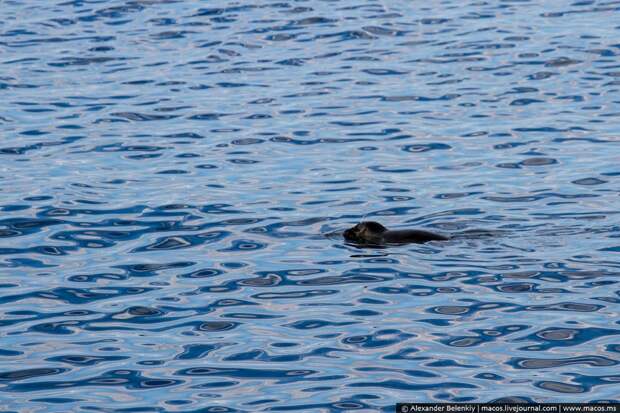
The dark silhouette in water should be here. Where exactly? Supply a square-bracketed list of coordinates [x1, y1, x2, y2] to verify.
[344, 221, 449, 245]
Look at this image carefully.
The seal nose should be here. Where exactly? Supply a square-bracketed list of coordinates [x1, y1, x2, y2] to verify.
[343, 228, 356, 240]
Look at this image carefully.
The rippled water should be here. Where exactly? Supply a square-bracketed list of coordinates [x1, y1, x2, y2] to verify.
[1, 0, 620, 410]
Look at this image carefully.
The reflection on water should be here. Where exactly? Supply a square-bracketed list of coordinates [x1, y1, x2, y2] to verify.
[1, 0, 619, 410]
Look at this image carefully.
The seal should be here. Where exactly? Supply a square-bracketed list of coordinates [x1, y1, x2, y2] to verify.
[343, 221, 449, 245]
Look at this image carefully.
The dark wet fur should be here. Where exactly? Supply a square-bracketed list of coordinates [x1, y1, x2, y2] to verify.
[343, 221, 449, 245]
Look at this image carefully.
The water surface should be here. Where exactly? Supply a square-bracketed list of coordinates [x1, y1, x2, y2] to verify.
[1, 0, 619, 411]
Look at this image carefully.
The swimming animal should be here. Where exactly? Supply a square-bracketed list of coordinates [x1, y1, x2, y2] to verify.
[343, 221, 449, 245]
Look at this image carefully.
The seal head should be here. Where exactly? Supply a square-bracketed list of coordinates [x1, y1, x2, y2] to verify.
[343, 221, 387, 245]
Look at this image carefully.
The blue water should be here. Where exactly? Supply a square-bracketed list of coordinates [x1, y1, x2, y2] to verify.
[1, 0, 619, 410]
